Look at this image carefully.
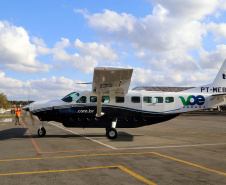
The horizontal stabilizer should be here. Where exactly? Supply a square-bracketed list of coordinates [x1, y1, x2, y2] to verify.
[211, 93, 226, 97]
[77, 82, 93, 84]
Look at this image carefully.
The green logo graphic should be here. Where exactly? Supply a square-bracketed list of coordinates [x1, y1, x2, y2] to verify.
[179, 95, 205, 106]
[179, 95, 192, 106]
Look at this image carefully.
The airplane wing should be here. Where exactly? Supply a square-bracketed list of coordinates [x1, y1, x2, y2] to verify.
[92, 66, 133, 95]
[92, 66, 133, 117]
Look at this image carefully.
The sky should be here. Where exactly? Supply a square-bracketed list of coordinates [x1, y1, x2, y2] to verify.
[0, 0, 226, 101]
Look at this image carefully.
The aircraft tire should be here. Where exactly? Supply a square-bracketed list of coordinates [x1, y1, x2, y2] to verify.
[105, 127, 110, 132]
[38, 127, 46, 137]
[106, 128, 117, 139]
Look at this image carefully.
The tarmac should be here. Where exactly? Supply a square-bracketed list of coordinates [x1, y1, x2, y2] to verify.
[0, 110, 225, 185]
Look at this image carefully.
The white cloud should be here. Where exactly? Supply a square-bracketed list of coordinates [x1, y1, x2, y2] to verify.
[75, 2, 226, 87]
[131, 68, 152, 86]
[136, 49, 198, 73]
[0, 72, 88, 101]
[27, 76, 88, 100]
[131, 67, 186, 87]
[149, 0, 222, 20]
[199, 45, 226, 70]
[54, 38, 70, 48]
[78, 9, 136, 33]
[52, 49, 98, 74]
[0, 72, 24, 89]
[190, 72, 214, 82]
[52, 38, 118, 73]
[32, 37, 47, 47]
[206, 22, 226, 41]
[28, 76, 85, 91]
[74, 39, 117, 61]
[51, 38, 97, 73]
[78, 8, 207, 54]
[0, 71, 27, 100]
[0, 21, 52, 73]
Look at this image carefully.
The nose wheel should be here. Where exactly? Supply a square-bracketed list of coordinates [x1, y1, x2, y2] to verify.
[38, 122, 46, 137]
[38, 127, 46, 137]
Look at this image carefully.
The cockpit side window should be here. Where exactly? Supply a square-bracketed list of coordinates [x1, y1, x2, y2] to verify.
[61, 92, 79, 103]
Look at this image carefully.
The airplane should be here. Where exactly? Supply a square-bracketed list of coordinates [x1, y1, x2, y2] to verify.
[23, 59, 226, 139]
[0, 109, 10, 114]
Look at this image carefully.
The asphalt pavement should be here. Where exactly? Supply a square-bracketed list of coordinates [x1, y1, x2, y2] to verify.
[0, 110, 225, 185]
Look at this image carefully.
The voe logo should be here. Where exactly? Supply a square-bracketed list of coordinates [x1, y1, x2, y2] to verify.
[179, 95, 205, 106]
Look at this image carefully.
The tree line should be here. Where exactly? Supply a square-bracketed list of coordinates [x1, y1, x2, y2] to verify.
[8, 100, 35, 106]
[0, 93, 34, 109]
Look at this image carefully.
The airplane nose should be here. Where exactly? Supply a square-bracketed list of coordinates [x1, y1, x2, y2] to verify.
[22, 104, 31, 112]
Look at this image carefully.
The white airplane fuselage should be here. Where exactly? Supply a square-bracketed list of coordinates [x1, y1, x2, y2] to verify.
[28, 87, 224, 129]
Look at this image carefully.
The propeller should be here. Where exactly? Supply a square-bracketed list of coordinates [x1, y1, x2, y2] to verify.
[22, 103, 36, 126]
[24, 87, 36, 126]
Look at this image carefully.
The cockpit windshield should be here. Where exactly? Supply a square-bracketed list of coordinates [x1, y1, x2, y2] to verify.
[61, 92, 79, 103]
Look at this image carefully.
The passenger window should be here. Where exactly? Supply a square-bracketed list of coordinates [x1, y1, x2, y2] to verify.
[102, 96, 110, 103]
[154, 97, 163, 103]
[131, 96, 140, 103]
[143, 96, 152, 103]
[165, 97, 174, 103]
[90, 96, 97, 103]
[76, 96, 87, 103]
[115, 96, 124, 103]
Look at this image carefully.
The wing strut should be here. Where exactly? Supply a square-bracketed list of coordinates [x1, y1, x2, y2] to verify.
[96, 91, 105, 117]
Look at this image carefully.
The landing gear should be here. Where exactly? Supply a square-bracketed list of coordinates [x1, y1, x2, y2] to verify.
[106, 128, 117, 139]
[38, 122, 46, 137]
[38, 127, 46, 137]
[106, 118, 118, 139]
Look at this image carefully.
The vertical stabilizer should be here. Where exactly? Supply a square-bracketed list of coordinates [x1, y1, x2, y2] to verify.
[212, 59, 226, 87]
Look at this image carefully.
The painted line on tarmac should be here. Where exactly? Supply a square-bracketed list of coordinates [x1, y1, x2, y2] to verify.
[135, 137, 173, 144]
[0, 152, 153, 162]
[153, 125, 226, 136]
[0, 118, 12, 122]
[117, 143, 226, 150]
[40, 148, 114, 154]
[0, 152, 225, 177]
[152, 152, 226, 176]
[0, 165, 157, 185]
[118, 165, 157, 185]
[49, 122, 116, 150]
[20, 118, 42, 154]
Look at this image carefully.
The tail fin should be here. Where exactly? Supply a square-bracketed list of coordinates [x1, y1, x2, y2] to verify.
[212, 59, 226, 87]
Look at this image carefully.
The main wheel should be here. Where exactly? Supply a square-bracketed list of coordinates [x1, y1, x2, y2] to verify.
[106, 128, 118, 139]
[105, 127, 110, 132]
[38, 127, 46, 137]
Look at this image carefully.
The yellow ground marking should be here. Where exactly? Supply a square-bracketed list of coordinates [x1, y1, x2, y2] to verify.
[118, 165, 157, 185]
[0, 165, 156, 185]
[153, 125, 226, 136]
[0, 152, 225, 177]
[152, 152, 226, 176]
[0, 115, 14, 118]
[0, 152, 153, 162]
[135, 137, 173, 144]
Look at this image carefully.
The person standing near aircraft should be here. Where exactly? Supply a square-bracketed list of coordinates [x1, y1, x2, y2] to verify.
[15, 104, 22, 125]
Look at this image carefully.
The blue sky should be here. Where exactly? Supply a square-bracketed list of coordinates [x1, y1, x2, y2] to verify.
[0, 0, 226, 100]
